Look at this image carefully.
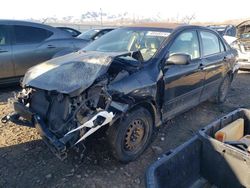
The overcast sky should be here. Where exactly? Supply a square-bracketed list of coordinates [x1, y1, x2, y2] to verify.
[1, 0, 249, 22]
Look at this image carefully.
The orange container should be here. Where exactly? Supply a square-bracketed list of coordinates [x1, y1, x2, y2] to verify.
[214, 118, 244, 142]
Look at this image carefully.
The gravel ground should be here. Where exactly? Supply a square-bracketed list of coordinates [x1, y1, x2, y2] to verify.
[1, 71, 250, 188]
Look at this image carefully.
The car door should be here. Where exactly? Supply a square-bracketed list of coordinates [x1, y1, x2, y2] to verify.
[12, 25, 54, 77]
[0, 25, 14, 79]
[162, 30, 205, 120]
[198, 30, 228, 101]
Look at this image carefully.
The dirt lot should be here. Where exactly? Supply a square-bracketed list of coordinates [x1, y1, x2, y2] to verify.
[1, 71, 250, 188]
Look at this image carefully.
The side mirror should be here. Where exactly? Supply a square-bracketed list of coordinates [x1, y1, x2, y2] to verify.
[93, 35, 100, 40]
[166, 54, 191, 65]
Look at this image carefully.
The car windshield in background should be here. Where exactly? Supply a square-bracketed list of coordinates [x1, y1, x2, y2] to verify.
[215, 28, 225, 35]
[209, 25, 236, 37]
[241, 33, 250, 39]
[78, 29, 100, 40]
[84, 28, 172, 61]
[209, 26, 226, 35]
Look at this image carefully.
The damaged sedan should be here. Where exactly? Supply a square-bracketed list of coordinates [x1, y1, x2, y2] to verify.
[2, 25, 238, 163]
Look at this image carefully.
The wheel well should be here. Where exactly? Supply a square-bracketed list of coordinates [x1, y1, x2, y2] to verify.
[128, 101, 158, 127]
[227, 70, 234, 81]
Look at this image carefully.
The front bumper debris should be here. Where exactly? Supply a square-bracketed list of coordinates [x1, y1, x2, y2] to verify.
[1, 101, 69, 160]
[1, 101, 114, 160]
[33, 115, 68, 160]
[65, 111, 114, 144]
[1, 101, 33, 127]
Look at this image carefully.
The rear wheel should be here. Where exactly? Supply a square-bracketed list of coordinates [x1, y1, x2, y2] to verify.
[107, 108, 153, 163]
[216, 75, 232, 103]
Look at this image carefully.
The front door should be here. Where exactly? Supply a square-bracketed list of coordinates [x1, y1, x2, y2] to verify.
[162, 30, 205, 120]
[0, 25, 14, 79]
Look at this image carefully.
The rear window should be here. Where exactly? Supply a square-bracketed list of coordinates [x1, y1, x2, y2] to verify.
[14, 25, 53, 44]
[200, 31, 220, 56]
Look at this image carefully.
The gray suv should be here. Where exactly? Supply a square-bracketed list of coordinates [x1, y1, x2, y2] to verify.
[0, 20, 88, 85]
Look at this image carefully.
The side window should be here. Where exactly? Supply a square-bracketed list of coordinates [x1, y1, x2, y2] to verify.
[0, 26, 8, 45]
[219, 40, 225, 52]
[94, 30, 109, 40]
[200, 31, 220, 56]
[14, 25, 53, 44]
[169, 30, 200, 60]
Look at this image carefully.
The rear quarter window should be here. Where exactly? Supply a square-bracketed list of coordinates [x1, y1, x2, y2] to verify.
[14, 25, 53, 44]
[219, 39, 225, 52]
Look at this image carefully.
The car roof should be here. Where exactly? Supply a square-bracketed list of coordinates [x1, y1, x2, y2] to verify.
[237, 20, 250, 28]
[119, 24, 216, 33]
[0, 19, 72, 37]
[118, 26, 173, 33]
[0, 19, 52, 28]
[88, 27, 115, 31]
[57, 26, 79, 30]
[129, 22, 183, 28]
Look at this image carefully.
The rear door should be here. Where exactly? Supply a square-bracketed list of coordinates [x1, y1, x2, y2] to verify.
[0, 25, 14, 79]
[198, 30, 228, 101]
[12, 25, 54, 76]
[162, 30, 205, 119]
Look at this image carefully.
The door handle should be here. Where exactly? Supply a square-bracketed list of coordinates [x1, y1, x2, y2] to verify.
[223, 56, 230, 61]
[0, 49, 8, 53]
[47, 45, 56, 49]
[199, 64, 205, 70]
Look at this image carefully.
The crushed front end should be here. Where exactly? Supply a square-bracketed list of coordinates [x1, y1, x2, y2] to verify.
[5, 85, 116, 160]
[2, 51, 147, 160]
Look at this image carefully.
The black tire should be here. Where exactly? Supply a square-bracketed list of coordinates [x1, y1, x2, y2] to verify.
[107, 108, 153, 163]
[216, 75, 232, 103]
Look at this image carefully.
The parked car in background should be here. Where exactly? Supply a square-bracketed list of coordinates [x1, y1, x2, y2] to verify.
[208, 25, 236, 37]
[232, 20, 250, 70]
[209, 21, 250, 70]
[56, 27, 81, 37]
[77, 28, 114, 42]
[0, 20, 89, 85]
[52, 28, 115, 59]
[4, 25, 238, 163]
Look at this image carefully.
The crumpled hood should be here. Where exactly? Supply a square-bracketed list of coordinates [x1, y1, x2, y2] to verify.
[22, 51, 121, 94]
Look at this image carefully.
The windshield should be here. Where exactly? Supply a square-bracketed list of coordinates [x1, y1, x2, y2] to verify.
[78, 29, 100, 40]
[84, 28, 171, 61]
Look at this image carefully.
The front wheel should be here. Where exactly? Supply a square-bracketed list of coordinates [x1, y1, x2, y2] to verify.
[107, 108, 153, 163]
